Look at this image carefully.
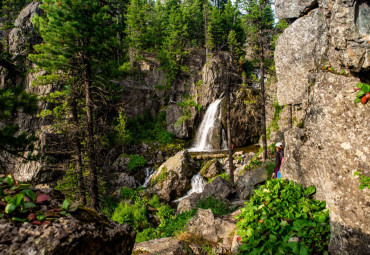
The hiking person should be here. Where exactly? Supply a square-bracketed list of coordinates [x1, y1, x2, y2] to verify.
[272, 142, 284, 179]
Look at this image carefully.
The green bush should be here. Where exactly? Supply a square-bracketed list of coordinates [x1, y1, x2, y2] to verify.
[100, 195, 119, 218]
[111, 201, 149, 230]
[208, 172, 230, 183]
[127, 154, 147, 172]
[126, 111, 174, 144]
[120, 187, 141, 202]
[236, 179, 330, 254]
[149, 194, 160, 208]
[266, 161, 276, 179]
[197, 197, 232, 216]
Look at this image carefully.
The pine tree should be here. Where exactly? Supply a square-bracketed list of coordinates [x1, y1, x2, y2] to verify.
[242, 0, 274, 161]
[29, 0, 118, 210]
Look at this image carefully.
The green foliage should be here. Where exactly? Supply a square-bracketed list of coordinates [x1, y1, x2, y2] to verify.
[150, 166, 169, 187]
[54, 164, 81, 201]
[208, 171, 230, 183]
[354, 82, 370, 104]
[266, 102, 284, 140]
[0, 86, 38, 169]
[196, 197, 232, 216]
[0, 174, 78, 224]
[112, 201, 149, 230]
[175, 94, 202, 126]
[149, 194, 160, 208]
[126, 112, 174, 145]
[100, 195, 119, 218]
[236, 179, 330, 254]
[243, 156, 263, 172]
[127, 155, 147, 172]
[115, 111, 130, 145]
[120, 187, 142, 202]
[354, 171, 370, 190]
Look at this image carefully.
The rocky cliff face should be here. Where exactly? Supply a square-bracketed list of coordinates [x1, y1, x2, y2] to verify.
[275, 1, 370, 254]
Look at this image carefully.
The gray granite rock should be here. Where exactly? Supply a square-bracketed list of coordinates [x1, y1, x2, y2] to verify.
[275, 0, 318, 19]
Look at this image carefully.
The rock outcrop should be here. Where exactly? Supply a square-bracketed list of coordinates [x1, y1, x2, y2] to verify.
[275, 1, 370, 254]
[200, 159, 223, 179]
[186, 209, 236, 254]
[275, 0, 318, 19]
[236, 164, 269, 200]
[176, 177, 235, 214]
[133, 237, 186, 255]
[150, 150, 199, 202]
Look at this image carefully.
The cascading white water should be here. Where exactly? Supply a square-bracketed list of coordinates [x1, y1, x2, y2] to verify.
[189, 99, 224, 151]
[175, 173, 207, 202]
[142, 167, 155, 188]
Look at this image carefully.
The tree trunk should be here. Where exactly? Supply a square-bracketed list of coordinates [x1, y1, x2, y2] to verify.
[204, 1, 209, 60]
[226, 73, 234, 185]
[71, 96, 86, 205]
[288, 104, 293, 128]
[259, 27, 267, 162]
[83, 56, 99, 210]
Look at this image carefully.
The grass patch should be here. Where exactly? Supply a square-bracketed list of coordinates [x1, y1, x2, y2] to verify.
[196, 197, 233, 216]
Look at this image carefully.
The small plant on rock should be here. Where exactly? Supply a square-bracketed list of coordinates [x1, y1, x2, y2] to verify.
[354, 82, 370, 104]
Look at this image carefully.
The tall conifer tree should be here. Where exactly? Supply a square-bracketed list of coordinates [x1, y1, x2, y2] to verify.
[29, 0, 118, 210]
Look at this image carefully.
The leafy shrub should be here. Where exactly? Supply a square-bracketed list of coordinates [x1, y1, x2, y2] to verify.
[208, 172, 230, 183]
[197, 197, 232, 216]
[136, 227, 157, 243]
[100, 195, 119, 218]
[155, 209, 197, 238]
[236, 179, 330, 254]
[111, 201, 149, 230]
[150, 166, 169, 186]
[354, 171, 370, 190]
[126, 111, 174, 144]
[127, 155, 147, 172]
[149, 194, 160, 208]
[119, 187, 143, 202]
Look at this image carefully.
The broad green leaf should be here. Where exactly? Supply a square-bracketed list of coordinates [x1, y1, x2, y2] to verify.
[354, 98, 361, 103]
[305, 186, 316, 195]
[26, 189, 37, 201]
[5, 203, 16, 214]
[299, 243, 309, 255]
[15, 194, 24, 207]
[356, 90, 366, 97]
[62, 199, 70, 211]
[25, 202, 36, 209]
[18, 184, 31, 190]
[36, 214, 46, 221]
[12, 217, 26, 223]
[362, 84, 370, 93]
[356, 83, 364, 89]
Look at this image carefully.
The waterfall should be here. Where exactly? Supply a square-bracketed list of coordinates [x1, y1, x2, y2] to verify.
[142, 167, 155, 188]
[175, 173, 207, 202]
[189, 99, 225, 151]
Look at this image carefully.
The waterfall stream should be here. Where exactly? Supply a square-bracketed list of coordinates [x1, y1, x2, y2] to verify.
[142, 167, 155, 188]
[175, 173, 207, 202]
[189, 99, 226, 152]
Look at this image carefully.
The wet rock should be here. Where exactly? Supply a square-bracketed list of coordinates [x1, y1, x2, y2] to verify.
[275, 0, 318, 19]
[275, 8, 328, 105]
[133, 237, 186, 255]
[200, 159, 223, 179]
[0, 208, 135, 255]
[151, 150, 199, 202]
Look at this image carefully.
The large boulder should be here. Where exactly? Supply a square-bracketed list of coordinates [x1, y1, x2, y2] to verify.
[236, 163, 269, 200]
[176, 177, 235, 214]
[281, 72, 370, 254]
[150, 150, 199, 202]
[275, 8, 328, 105]
[186, 209, 236, 253]
[275, 0, 318, 19]
[133, 237, 186, 255]
[0, 201, 136, 255]
[200, 159, 223, 179]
